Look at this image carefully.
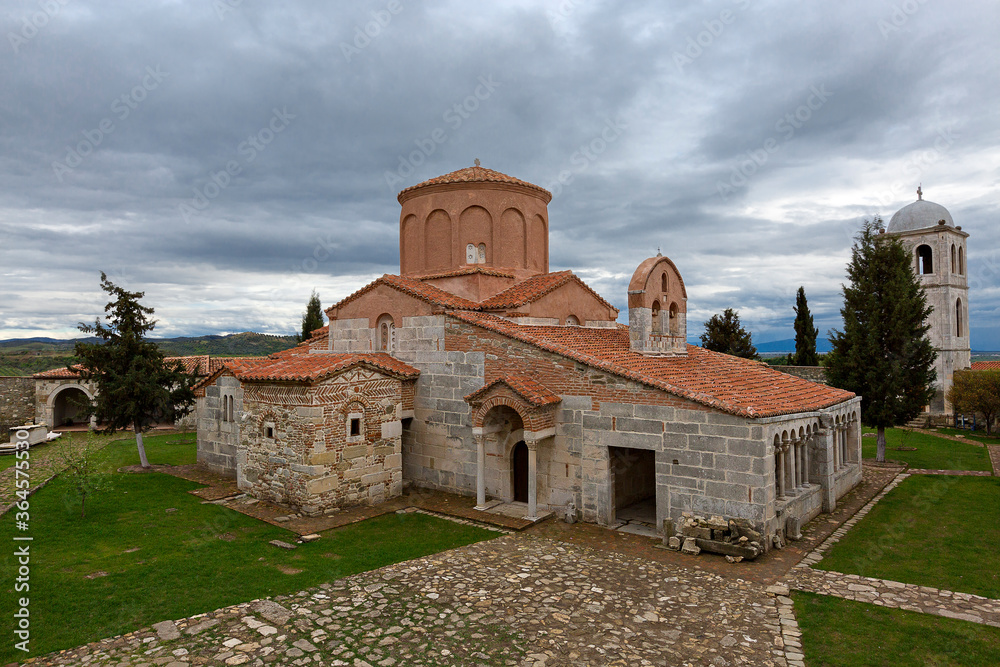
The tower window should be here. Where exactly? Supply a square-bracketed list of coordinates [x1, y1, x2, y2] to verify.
[916, 245, 933, 274]
[956, 298, 963, 338]
[376, 314, 395, 352]
[669, 303, 680, 335]
[661, 273, 668, 293]
[951, 244, 956, 273]
[959, 247, 965, 275]
[651, 300, 662, 333]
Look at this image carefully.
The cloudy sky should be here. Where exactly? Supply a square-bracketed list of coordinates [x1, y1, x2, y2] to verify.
[2, 0, 998, 349]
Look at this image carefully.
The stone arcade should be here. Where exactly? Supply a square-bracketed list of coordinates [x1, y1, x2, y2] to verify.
[195, 165, 863, 546]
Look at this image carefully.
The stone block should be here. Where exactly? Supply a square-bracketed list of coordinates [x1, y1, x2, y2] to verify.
[680, 537, 701, 555]
[582, 414, 612, 430]
[599, 430, 661, 450]
[687, 435, 728, 453]
[361, 470, 390, 486]
[289, 463, 324, 476]
[309, 450, 338, 465]
[663, 421, 700, 435]
[667, 536, 681, 550]
[635, 404, 675, 421]
[601, 403, 635, 417]
[343, 445, 367, 460]
[306, 475, 339, 495]
[615, 417, 663, 434]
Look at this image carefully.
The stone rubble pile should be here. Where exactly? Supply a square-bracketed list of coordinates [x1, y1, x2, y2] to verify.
[663, 513, 766, 560]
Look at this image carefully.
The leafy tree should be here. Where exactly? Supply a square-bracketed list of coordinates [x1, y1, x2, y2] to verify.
[59, 434, 114, 518]
[700, 308, 758, 359]
[826, 218, 936, 462]
[73, 273, 198, 468]
[792, 286, 819, 366]
[948, 370, 1000, 435]
[299, 290, 324, 342]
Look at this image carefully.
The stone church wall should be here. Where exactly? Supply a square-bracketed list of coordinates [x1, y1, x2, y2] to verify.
[0, 377, 36, 437]
[196, 374, 244, 477]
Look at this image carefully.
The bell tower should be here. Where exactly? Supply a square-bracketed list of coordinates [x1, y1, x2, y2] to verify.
[886, 188, 971, 415]
[627, 253, 688, 356]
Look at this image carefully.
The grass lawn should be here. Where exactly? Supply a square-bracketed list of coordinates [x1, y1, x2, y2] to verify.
[937, 427, 1000, 446]
[861, 427, 993, 471]
[794, 591, 1000, 666]
[0, 433, 498, 662]
[817, 475, 1000, 598]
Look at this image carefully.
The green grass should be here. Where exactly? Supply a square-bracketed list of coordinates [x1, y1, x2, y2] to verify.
[862, 427, 992, 471]
[794, 591, 1000, 666]
[0, 437, 497, 662]
[937, 427, 1000, 445]
[817, 475, 1000, 598]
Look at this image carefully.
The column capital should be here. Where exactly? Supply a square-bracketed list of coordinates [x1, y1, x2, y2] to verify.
[524, 438, 538, 451]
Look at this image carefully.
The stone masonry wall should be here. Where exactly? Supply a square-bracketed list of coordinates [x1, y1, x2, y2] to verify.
[239, 370, 404, 515]
[0, 377, 36, 438]
[196, 374, 244, 477]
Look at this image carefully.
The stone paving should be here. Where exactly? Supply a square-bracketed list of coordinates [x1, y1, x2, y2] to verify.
[988, 444, 1000, 476]
[22, 534, 790, 667]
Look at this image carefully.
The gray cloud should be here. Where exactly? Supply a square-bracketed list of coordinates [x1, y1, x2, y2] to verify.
[1, 0, 998, 349]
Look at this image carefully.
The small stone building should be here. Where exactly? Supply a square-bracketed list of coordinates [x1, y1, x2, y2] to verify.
[198, 164, 864, 545]
[195, 344, 419, 515]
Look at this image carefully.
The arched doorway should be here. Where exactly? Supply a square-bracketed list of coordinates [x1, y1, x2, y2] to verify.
[512, 441, 528, 502]
[53, 387, 89, 427]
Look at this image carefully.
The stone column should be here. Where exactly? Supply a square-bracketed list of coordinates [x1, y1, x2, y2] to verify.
[525, 438, 538, 521]
[794, 436, 804, 490]
[802, 435, 813, 486]
[473, 430, 487, 510]
[785, 441, 797, 496]
[776, 445, 786, 499]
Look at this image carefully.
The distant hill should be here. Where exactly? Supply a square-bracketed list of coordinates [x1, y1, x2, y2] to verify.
[756, 338, 834, 355]
[0, 332, 299, 377]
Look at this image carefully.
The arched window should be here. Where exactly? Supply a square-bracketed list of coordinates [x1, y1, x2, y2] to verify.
[916, 245, 933, 274]
[959, 247, 965, 275]
[660, 273, 668, 293]
[951, 244, 956, 273]
[668, 303, 680, 335]
[956, 299, 963, 338]
[651, 301, 662, 333]
[229, 395, 235, 422]
[376, 314, 395, 352]
[565, 315, 580, 326]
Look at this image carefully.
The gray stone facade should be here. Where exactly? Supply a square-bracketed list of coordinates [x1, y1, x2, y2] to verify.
[196, 374, 244, 477]
[0, 377, 36, 437]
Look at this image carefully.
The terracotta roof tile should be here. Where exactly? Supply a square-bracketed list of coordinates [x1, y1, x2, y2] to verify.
[234, 352, 420, 383]
[416, 266, 515, 280]
[972, 361, 1000, 371]
[397, 166, 551, 203]
[479, 270, 617, 314]
[465, 375, 562, 407]
[447, 311, 855, 418]
[33, 355, 213, 379]
[329, 274, 480, 314]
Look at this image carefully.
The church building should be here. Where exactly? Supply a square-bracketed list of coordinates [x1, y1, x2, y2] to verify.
[196, 164, 863, 547]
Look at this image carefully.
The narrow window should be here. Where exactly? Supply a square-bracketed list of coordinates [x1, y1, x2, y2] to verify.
[959, 247, 964, 275]
[669, 303, 680, 335]
[951, 244, 956, 273]
[660, 273, 667, 293]
[651, 301, 661, 334]
[350, 417, 361, 437]
[376, 314, 395, 352]
[916, 245, 933, 274]
[956, 298, 963, 337]
[477, 243, 486, 264]
[221, 395, 228, 422]
[264, 426, 274, 439]
[466, 243, 476, 264]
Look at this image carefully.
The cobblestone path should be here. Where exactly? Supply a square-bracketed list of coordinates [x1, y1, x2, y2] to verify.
[23, 535, 789, 667]
[787, 568, 1000, 628]
[988, 445, 1000, 476]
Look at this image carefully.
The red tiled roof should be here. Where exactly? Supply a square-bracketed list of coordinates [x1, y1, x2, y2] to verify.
[397, 165, 552, 203]
[235, 352, 420, 383]
[465, 375, 562, 407]
[447, 311, 855, 418]
[33, 355, 213, 379]
[417, 266, 515, 280]
[328, 274, 481, 314]
[479, 270, 618, 314]
[972, 361, 1000, 371]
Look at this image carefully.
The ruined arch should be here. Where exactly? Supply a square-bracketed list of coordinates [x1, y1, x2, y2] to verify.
[916, 244, 933, 274]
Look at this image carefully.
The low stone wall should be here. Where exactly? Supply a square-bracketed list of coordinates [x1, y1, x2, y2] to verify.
[0, 377, 36, 437]
[772, 366, 828, 384]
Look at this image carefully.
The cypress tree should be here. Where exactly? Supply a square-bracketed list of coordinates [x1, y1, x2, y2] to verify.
[826, 218, 936, 462]
[300, 291, 324, 342]
[792, 286, 819, 366]
[700, 308, 758, 359]
[74, 273, 198, 468]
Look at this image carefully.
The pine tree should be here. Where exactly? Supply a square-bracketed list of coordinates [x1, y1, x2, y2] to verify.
[792, 286, 819, 366]
[300, 291, 324, 342]
[826, 218, 936, 462]
[73, 273, 198, 468]
[700, 308, 758, 359]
